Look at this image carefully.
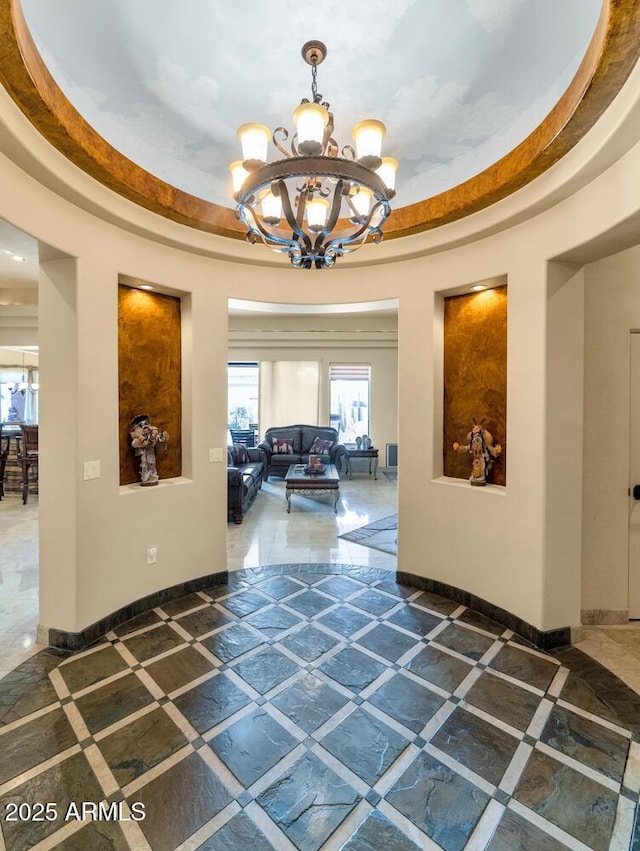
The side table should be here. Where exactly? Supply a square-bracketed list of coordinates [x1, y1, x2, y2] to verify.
[345, 448, 378, 480]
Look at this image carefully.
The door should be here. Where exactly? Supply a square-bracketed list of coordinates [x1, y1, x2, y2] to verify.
[629, 332, 640, 617]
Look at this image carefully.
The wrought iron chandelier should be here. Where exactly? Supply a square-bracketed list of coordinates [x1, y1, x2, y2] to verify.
[230, 41, 398, 269]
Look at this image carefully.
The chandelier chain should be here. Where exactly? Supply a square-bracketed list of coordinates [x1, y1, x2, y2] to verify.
[311, 63, 318, 102]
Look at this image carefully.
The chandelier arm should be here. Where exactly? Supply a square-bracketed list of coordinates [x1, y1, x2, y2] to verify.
[341, 145, 356, 160]
[237, 202, 303, 253]
[272, 127, 292, 159]
[275, 180, 313, 253]
[324, 200, 390, 251]
[312, 179, 346, 252]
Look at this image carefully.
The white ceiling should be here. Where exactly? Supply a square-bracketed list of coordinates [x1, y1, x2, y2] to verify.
[0, 221, 39, 305]
[21, 0, 602, 210]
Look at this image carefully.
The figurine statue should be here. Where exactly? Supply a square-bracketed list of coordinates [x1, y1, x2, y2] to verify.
[453, 418, 502, 486]
[130, 414, 169, 486]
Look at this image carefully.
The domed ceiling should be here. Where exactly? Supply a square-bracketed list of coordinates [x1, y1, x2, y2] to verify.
[2, 0, 638, 242]
[21, 0, 600, 211]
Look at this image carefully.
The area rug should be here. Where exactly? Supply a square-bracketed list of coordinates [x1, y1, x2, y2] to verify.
[339, 513, 398, 555]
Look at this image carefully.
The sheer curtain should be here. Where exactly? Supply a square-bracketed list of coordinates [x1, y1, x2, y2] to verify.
[259, 361, 320, 429]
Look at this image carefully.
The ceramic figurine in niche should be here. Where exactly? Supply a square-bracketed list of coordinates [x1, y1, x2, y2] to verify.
[130, 414, 169, 486]
[453, 418, 502, 486]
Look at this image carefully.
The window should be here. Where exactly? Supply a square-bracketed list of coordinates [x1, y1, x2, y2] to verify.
[329, 364, 370, 444]
[227, 362, 259, 432]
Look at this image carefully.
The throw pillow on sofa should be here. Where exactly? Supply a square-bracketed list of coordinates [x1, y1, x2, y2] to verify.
[309, 436, 334, 454]
[271, 437, 294, 454]
[229, 443, 249, 465]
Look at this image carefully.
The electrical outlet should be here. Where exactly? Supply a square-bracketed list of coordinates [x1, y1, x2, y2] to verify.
[209, 448, 223, 463]
[146, 547, 157, 565]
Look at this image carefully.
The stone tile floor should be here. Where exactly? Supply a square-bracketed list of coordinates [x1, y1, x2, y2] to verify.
[1, 563, 640, 851]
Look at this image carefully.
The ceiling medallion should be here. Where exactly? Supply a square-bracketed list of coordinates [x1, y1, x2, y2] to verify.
[230, 41, 398, 269]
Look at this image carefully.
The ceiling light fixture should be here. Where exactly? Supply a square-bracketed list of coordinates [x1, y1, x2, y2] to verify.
[10, 255, 26, 262]
[231, 41, 398, 270]
[139, 285, 154, 291]
[468, 284, 489, 292]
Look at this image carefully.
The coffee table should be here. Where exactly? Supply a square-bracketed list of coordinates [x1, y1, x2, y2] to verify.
[285, 463, 340, 513]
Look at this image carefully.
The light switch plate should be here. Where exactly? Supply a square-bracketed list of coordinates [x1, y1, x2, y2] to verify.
[83, 460, 101, 480]
[209, 448, 223, 463]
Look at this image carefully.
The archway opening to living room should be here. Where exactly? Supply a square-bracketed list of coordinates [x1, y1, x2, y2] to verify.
[226, 298, 399, 574]
[0, 219, 41, 676]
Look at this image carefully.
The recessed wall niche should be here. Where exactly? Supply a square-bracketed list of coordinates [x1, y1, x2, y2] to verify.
[443, 286, 507, 487]
[118, 285, 182, 485]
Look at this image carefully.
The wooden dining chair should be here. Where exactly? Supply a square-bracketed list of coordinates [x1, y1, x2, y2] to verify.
[19, 424, 38, 504]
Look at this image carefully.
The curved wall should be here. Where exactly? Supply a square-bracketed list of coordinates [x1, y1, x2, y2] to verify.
[1, 56, 640, 638]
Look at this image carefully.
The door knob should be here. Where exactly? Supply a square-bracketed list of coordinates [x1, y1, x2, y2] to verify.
[633, 485, 640, 500]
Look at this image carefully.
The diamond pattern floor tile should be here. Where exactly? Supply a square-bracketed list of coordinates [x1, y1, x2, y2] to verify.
[1, 563, 638, 851]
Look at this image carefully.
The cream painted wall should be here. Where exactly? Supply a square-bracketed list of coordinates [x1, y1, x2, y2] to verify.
[582, 244, 640, 617]
[3, 68, 640, 635]
[230, 340, 398, 454]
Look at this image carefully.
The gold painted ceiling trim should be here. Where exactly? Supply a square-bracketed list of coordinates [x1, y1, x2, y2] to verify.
[0, 0, 638, 242]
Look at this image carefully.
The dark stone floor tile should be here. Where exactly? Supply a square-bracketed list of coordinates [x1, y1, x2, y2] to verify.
[173, 672, 252, 734]
[175, 605, 233, 637]
[0, 650, 62, 726]
[373, 579, 416, 600]
[59, 645, 128, 694]
[54, 821, 130, 851]
[385, 751, 490, 851]
[0, 707, 77, 785]
[321, 707, 409, 784]
[456, 609, 505, 636]
[245, 606, 304, 638]
[318, 647, 387, 693]
[514, 748, 618, 851]
[74, 673, 154, 734]
[161, 593, 207, 617]
[196, 811, 275, 850]
[387, 605, 443, 637]
[122, 623, 186, 662]
[486, 807, 570, 851]
[340, 808, 422, 850]
[132, 752, 232, 851]
[464, 672, 541, 732]
[255, 575, 303, 600]
[551, 646, 640, 737]
[368, 673, 445, 733]
[413, 590, 460, 616]
[350, 589, 398, 617]
[406, 644, 473, 692]
[97, 706, 187, 784]
[356, 623, 418, 662]
[232, 646, 300, 694]
[318, 606, 375, 638]
[221, 589, 270, 617]
[541, 705, 630, 783]
[144, 646, 215, 694]
[633, 807, 640, 851]
[430, 707, 519, 785]
[113, 609, 162, 636]
[433, 623, 495, 660]
[0, 751, 103, 851]
[209, 708, 297, 787]
[279, 623, 340, 662]
[318, 575, 366, 599]
[201, 623, 262, 663]
[286, 589, 336, 617]
[256, 751, 359, 851]
[271, 673, 349, 733]
[490, 644, 558, 691]
[291, 571, 326, 585]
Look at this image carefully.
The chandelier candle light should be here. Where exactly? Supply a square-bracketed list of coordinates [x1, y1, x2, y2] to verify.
[230, 41, 398, 269]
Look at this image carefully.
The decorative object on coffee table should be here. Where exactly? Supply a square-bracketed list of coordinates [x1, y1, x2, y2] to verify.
[129, 414, 169, 487]
[452, 417, 502, 486]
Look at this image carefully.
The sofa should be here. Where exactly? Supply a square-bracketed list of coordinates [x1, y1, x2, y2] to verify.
[227, 445, 265, 523]
[258, 424, 346, 480]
